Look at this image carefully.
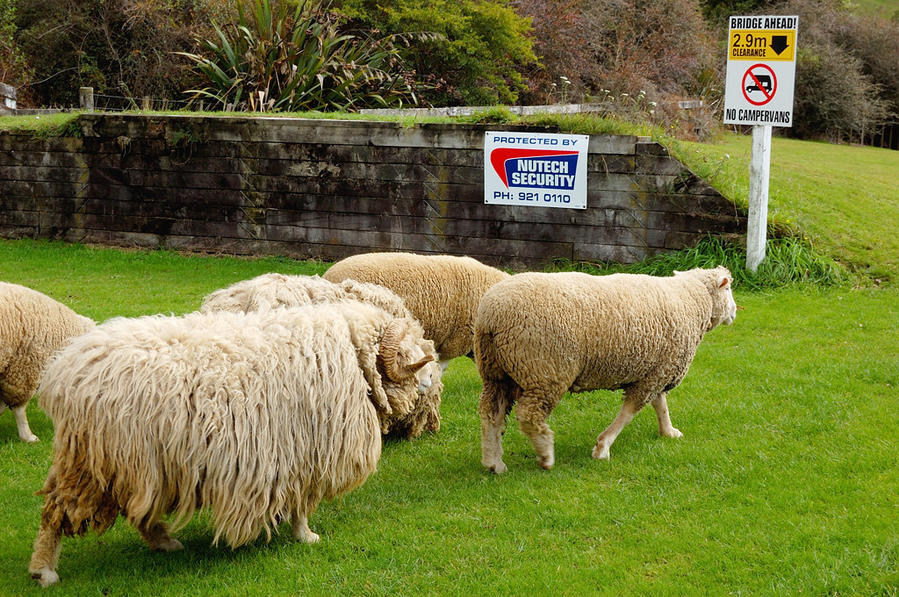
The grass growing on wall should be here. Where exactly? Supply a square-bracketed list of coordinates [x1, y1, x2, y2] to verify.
[0, 239, 896, 595]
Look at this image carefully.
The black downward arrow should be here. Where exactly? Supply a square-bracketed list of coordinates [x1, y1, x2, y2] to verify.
[770, 36, 789, 55]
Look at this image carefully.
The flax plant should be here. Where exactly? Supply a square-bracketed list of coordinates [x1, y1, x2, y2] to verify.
[180, 0, 424, 111]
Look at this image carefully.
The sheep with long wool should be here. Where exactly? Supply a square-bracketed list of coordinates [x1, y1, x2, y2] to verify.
[323, 252, 510, 367]
[474, 267, 737, 472]
[0, 282, 94, 443]
[28, 302, 433, 587]
[200, 273, 443, 437]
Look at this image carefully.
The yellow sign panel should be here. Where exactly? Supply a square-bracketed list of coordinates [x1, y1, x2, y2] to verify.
[728, 29, 796, 61]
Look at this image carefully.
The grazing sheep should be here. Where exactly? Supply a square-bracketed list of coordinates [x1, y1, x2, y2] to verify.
[201, 273, 443, 437]
[475, 267, 737, 472]
[28, 302, 433, 587]
[323, 252, 510, 366]
[0, 282, 94, 443]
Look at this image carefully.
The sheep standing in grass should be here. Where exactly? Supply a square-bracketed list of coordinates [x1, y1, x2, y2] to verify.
[475, 267, 737, 472]
[201, 273, 443, 437]
[28, 302, 433, 587]
[323, 252, 510, 367]
[0, 282, 94, 443]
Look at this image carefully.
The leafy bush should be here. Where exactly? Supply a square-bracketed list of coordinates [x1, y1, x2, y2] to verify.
[0, 0, 30, 94]
[333, 0, 536, 106]
[13, 0, 227, 108]
[515, 0, 720, 139]
[792, 41, 889, 142]
[181, 0, 422, 111]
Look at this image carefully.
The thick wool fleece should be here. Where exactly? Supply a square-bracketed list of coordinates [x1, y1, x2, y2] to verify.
[29, 302, 431, 586]
[0, 282, 93, 443]
[201, 273, 442, 437]
[474, 267, 736, 471]
[0, 282, 93, 410]
[323, 252, 510, 361]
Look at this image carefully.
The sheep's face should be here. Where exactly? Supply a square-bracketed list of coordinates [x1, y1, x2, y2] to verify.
[677, 267, 738, 329]
[378, 320, 437, 418]
[711, 268, 737, 327]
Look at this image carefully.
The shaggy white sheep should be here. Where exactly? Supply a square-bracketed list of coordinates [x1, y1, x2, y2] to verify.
[200, 273, 443, 437]
[0, 282, 94, 443]
[28, 302, 433, 587]
[474, 267, 737, 472]
[323, 252, 510, 367]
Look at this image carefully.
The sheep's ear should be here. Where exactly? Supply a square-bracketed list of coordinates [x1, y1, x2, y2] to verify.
[406, 354, 435, 376]
[718, 275, 731, 289]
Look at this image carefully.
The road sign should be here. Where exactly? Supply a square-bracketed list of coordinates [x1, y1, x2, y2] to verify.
[724, 15, 798, 127]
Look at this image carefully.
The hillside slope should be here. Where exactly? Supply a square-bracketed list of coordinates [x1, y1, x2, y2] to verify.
[679, 133, 898, 284]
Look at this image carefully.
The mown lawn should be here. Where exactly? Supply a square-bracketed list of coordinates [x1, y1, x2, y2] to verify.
[677, 134, 899, 284]
[0, 240, 896, 595]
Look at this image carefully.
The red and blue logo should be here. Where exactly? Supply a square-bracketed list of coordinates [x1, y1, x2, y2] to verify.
[489, 148, 579, 190]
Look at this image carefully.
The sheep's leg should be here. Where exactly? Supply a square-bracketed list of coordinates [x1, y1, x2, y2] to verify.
[13, 404, 39, 443]
[29, 514, 62, 587]
[478, 379, 515, 474]
[593, 392, 647, 460]
[651, 393, 683, 439]
[292, 495, 320, 544]
[137, 521, 183, 552]
[515, 388, 564, 470]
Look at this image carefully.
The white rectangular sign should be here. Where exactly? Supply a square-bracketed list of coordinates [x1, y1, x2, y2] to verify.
[723, 15, 799, 127]
[484, 131, 589, 209]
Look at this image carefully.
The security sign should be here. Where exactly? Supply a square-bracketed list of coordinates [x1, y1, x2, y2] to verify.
[484, 131, 589, 209]
[724, 15, 798, 127]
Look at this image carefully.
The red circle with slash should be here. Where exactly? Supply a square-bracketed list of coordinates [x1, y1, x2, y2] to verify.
[742, 64, 777, 106]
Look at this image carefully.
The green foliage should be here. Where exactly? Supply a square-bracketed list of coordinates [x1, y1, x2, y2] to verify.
[549, 236, 849, 290]
[12, 0, 228, 109]
[180, 0, 422, 111]
[0, 0, 30, 88]
[334, 0, 536, 106]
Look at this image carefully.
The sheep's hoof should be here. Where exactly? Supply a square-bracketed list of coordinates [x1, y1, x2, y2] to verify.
[22, 434, 39, 443]
[661, 427, 683, 439]
[295, 529, 320, 544]
[31, 567, 59, 587]
[538, 456, 555, 470]
[591, 445, 611, 460]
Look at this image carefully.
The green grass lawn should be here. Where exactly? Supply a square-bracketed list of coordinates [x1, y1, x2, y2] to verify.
[0, 240, 896, 595]
[676, 133, 899, 284]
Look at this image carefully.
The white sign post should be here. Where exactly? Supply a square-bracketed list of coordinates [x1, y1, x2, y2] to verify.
[723, 15, 798, 272]
[484, 131, 589, 209]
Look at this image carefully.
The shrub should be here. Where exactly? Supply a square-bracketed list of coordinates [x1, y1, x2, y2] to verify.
[181, 0, 422, 111]
[0, 0, 31, 94]
[333, 0, 536, 106]
[515, 0, 720, 139]
[13, 0, 227, 108]
[779, 0, 893, 143]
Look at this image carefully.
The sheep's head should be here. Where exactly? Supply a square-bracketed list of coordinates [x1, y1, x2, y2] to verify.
[376, 319, 437, 427]
[675, 266, 738, 330]
[710, 267, 737, 327]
